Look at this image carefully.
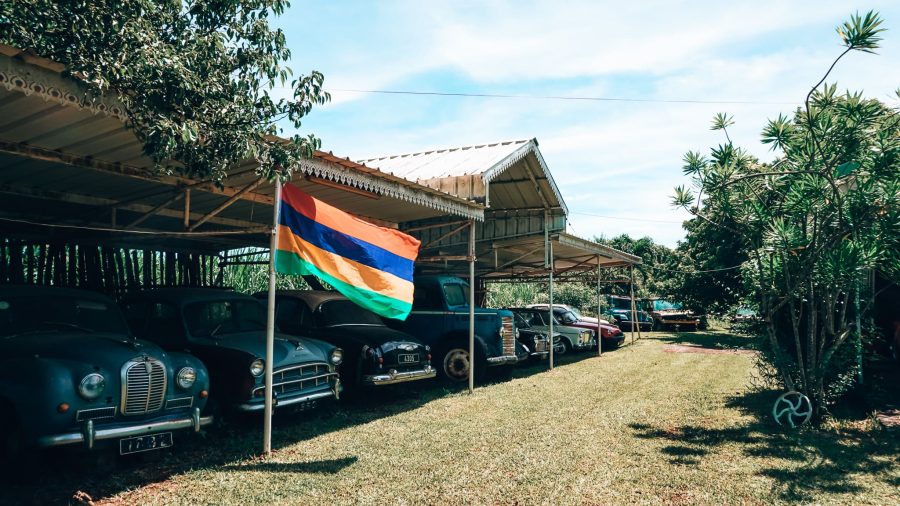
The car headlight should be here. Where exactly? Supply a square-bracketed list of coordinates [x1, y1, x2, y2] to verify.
[78, 373, 105, 400]
[176, 367, 197, 389]
[330, 348, 343, 366]
[249, 358, 265, 377]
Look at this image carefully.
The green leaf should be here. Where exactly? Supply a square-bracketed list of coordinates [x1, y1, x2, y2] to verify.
[834, 161, 860, 178]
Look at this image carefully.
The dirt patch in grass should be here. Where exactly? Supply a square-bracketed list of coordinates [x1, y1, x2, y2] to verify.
[663, 343, 757, 356]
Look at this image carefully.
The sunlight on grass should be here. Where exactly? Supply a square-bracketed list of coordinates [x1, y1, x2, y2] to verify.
[29, 332, 900, 505]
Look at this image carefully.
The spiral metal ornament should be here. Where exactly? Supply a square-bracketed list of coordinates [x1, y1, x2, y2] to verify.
[772, 391, 813, 428]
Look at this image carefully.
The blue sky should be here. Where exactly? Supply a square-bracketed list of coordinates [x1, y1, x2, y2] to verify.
[275, 1, 900, 247]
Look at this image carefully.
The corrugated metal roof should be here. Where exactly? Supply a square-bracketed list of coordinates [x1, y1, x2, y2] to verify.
[0, 45, 484, 253]
[361, 139, 568, 214]
[362, 140, 531, 180]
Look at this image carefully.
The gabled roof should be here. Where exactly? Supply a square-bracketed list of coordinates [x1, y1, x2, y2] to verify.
[361, 139, 568, 215]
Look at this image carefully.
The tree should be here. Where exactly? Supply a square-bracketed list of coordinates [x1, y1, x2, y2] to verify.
[673, 11, 899, 419]
[0, 0, 329, 182]
[676, 215, 748, 315]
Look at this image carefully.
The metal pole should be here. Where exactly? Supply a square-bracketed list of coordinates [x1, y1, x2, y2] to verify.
[263, 179, 282, 455]
[548, 240, 554, 370]
[468, 219, 476, 394]
[635, 268, 643, 341]
[597, 259, 602, 358]
[469, 220, 476, 394]
[629, 265, 636, 345]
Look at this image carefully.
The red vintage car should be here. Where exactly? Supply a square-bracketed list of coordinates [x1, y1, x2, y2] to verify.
[528, 304, 625, 350]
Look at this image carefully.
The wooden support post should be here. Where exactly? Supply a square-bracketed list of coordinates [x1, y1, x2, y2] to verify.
[188, 178, 264, 231]
[183, 188, 191, 230]
[125, 192, 184, 230]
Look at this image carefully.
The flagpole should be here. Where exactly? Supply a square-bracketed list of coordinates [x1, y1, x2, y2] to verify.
[263, 178, 282, 456]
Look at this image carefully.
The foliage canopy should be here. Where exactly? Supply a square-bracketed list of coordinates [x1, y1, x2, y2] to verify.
[0, 0, 329, 182]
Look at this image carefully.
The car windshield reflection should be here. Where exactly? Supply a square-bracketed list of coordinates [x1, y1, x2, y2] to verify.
[318, 300, 384, 326]
[0, 296, 129, 337]
[184, 299, 266, 337]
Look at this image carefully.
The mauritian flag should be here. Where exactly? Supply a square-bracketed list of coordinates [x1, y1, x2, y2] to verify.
[274, 183, 421, 320]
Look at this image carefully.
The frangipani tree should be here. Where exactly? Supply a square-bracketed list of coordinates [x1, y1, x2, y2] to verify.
[673, 11, 899, 419]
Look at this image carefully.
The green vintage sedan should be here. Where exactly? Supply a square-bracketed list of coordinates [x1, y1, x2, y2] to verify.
[0, 285, 212, 463]
[122, 288, 343, 415]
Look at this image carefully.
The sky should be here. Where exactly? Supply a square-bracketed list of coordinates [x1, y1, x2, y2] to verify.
[275, 1, 900, 247]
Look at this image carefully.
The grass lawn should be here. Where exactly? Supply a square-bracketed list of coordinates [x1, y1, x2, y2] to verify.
[7, 332, 898, 505]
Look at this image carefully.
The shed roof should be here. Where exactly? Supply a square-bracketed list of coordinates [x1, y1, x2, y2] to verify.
[0, 45, 483, 253]
[361, 139, 567, 214]
[416, 231, 640, 280]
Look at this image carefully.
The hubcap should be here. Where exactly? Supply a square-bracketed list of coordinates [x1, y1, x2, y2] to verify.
[443, 348, 470, 381]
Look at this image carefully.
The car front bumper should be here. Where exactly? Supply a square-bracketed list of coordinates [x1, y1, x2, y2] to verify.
[37, 407, 212, 449]
[362, 365, 437, 386]
[486, 355, 520, 366]
[238, 380, 341, 412]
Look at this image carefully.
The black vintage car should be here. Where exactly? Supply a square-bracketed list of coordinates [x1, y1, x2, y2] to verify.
[260, 290, 435, 391]
[0, 285, 212, 464]
[122, 288, 343, 415]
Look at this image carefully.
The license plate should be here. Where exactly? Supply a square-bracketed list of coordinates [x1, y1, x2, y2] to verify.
[398, 353, 419, 364]
[119, 432, 173, 455]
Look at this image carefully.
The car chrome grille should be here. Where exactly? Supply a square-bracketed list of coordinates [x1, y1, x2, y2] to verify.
[121, 359, 167, 416]
[501, 316, 516, 357]
[253, 362, 334, 397]
[165, 397, 193, 410]
[75, 406, 116, 422]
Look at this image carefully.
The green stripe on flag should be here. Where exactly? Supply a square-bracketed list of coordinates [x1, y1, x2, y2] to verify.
[275, 249, 413, 320]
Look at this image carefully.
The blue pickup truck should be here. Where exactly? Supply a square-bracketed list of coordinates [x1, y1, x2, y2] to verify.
[389, 275, 524, 382]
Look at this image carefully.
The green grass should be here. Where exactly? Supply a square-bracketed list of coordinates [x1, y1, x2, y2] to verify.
[9, 332, 899, 505]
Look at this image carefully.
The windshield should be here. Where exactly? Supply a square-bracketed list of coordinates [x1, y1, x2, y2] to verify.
[568, 307, 584, 318]
[443, 283, 470, 307]
[0, 295, 129, 337]
[318, 300, 384, 326]
[184, 299, 266, 337]
[554, 309, 580, 325]
[653, 300, 682, 311]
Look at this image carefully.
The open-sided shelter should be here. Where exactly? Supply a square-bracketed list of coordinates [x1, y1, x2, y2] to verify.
[363, 140, 643, 365]
[0, 45, 486, 453]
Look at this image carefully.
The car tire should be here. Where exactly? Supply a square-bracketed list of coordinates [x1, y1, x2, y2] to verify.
[556, 338, 571, 356]
[438, 342, 485, 384]
[0, 415, 35, 482]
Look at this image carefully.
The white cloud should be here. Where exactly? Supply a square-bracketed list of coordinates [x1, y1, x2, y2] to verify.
[288, 0, 900, 247]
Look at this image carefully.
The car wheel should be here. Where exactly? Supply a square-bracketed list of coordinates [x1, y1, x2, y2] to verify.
[556, 338, 571, 356]
[438, 345, 484, 383]
[0, 416, 34, 481]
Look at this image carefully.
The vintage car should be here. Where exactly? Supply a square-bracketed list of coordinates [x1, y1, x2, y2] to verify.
[258, 290, 435, 391]
[122, 288, 342, 415]
[0, 285, 212, 462]
[528, 304, 625, 350]
[643, 298, 702, 331]
[527, 303, 612, 325]
[391, 276, 523, 382]
[509, 307, 595, 354]
[512, 311, 557, 360]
